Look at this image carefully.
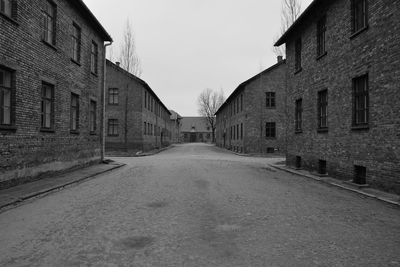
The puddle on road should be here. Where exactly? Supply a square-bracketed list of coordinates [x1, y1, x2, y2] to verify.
[119, 236, 155, 250]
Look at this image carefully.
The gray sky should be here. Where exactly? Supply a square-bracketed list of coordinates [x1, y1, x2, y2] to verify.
[83, 0, 313, 116]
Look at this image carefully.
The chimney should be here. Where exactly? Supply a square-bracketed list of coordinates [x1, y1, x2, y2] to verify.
[277, 56, 283, 63]
[116, 61, 120, 67]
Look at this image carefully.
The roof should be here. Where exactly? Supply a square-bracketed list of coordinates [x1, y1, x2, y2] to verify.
[215, 59, 286, 115]
[170, 110, 182, 120]
[71, 0, 112, 42]
[274, 0, 325, 46]
[181, 117, 212, 133]
[106, 60, 171, 115]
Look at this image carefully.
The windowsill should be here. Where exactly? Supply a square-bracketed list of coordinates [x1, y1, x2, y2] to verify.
[317, 127, 329, 133]
[351, 124, 369, 131]
[40, 128, 55, 133]
[71, 58, 81, 66]
[0, 12, 19, 25]
[42, 40, 57, 51]
[91, 71, 98, 77]
[295, 130, 303, 134]
[350, 25, 368, 39]
[316, 52, 327, 61]
[0, 125, 17, 131]
[70, 130, 80, 135]
[294, 68, 302, 75]
[265, 137, 276, 140]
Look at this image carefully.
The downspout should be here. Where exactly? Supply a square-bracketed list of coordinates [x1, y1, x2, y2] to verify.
[101, 41, 113, 162]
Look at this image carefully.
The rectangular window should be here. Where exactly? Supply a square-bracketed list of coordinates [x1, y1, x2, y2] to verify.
[237, 98, 240, 113]
[91, 41, 98, 74]
[144, 91, 147, 109]
[144, 122, 147, 135]
[265, 122, 276, 138]
[295, 99, 303, 132]
[108, 119, 118, 136]
[266, 92, 276, 108]
[319, 160, 327, 175]
[317, 16, 326, 57]
[70, 93, 79, 132]
[236, 124, 239, 140]
[352, 0, 367, 34]
[90, 100, 96, 133]
[0, 0, 12, 17]
[42, 1, 56, 45]
[41, 82, 54, 130]
[318, 89, 328, 129]
[108, 88, 119, 105]
[71, 23, 81, 63]
[353, 74, 369, 126]
[354, 165, 367, 185]
[0, 68, 13, 126]
[240, 123, 243, 140]
[295, 38, 302, 72]
[240, 94, 243, 112]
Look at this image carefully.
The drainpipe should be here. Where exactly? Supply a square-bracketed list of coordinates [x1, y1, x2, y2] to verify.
[101, 41, 113, 162]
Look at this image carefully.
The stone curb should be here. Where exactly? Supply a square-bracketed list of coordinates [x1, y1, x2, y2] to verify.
[0, 163, 125, 211]
[135, 145, 173, 157]
[216, 146, 285, 158]
[270, 164, 400, 207]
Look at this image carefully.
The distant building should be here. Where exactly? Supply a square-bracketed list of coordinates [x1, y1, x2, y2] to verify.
[215, 58, 287, 154]
[106, 60, 172, 152]
[0, 0, 112, 188]
[181, 117, 213, 143]
[170, 110, 182, 143]
[275, 0, 400, 193]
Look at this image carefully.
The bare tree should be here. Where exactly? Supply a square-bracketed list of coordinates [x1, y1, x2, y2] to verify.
[120, 19, 142, 77]
[273, 0, 302, 57]
[198, 88, 225, 143]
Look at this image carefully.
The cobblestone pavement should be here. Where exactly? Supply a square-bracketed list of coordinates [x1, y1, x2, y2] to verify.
[0, 143, 399, 266]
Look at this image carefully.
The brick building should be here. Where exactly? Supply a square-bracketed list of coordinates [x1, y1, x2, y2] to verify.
[215, 58, 287, 154]
[105, 60, 172, 152]
[275, 0, 400, 193]
[0, 0, 112, 188]
[169, 110, 182, 143]
[181, 117, 212, 143]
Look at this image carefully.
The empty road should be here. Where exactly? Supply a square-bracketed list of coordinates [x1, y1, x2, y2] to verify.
[0, 143, 399, 266]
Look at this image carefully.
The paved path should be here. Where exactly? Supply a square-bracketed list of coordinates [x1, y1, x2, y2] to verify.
[0, 143, 399, 266]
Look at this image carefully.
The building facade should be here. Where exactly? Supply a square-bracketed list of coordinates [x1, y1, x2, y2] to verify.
[180, 117, 213, 143]
[105, 60, 172, 152]
[169, 110, 182, 143]
[215, 59, 287, 154]
[275, 0, 400, 193]
[0, 0, 112, 188]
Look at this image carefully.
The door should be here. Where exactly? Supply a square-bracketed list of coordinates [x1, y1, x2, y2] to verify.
[190, 133, 196, 142]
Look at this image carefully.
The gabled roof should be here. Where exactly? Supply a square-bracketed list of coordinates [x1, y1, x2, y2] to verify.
[106, 60, 171, 115]
[215, 59, 286, 115]
[181, 117, 212, 133]
[71, 0, 112, 42]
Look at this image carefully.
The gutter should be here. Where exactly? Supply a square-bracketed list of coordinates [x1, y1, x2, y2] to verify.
[101, 41, 113, 161]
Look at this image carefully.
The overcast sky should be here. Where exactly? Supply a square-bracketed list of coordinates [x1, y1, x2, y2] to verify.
[83, 0, 313, 116]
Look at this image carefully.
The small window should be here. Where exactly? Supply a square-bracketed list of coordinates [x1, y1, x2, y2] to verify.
[144, 122, 147, 135]
[296, 156, 302, 169]
[236, 124, 239, 140]
[295, 38, 302, 72]
[108, 88, 119, 105]
[91, 41, 98, 74]
[144, 91, 147, 109]
[352, 0, 367, 34]
[0, 0, 12, 17]
[266, 92, 276, 108]
[70, 93, 79, 132]
[265, 122, 276, 138]
[354, 165, 366, 185]
[240, 94, 243, 112]
[240, 123, 243, 140]
[0, 67, 13, 126]
[295, 99, 303, 132]
[41, 82, 54, 130]
[352, 74, 369, 126]
[317, 16, 326, 57]
[90, 100, 96, 133]
[319, 160, 327, 175]
[108, 119, 118, 136]
[318, 90, 328, 129]
[42, 1, 56, 45]
[71, 23, 81, 63]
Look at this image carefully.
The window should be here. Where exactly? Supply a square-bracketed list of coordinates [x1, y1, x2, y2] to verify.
[295, 38, 302, 72]
[0, 0, 12, 17]
[353, 74, 369, 126]
[266, 92, 276, 108]
[236, 124, 239, 140]
[144, 122, 147, 135]
[0, 68, 13, 126]
[91, 41, 98, 74]
[354, 165, 366, 185]
[90, 100, 96, 133]
[41, 83, 54, 130]
[237, 98, 240, 113]
[42, 1, 56, 45]
[108, 119, 118, 136]
[265, 122, 276, 138]
[319, 160, 327, 175]
[71, 23, 81, 63]
[70, 93, 79, 132]
[144, 91, 147, 109]
[318, 90, 328, 129]
[108, 88, 118, 105]
[295, 99, 302, 132]
[352, 0, 367, 34]
[240, 123, 243, 140]
[240, 94, 243, 112]
[296, 156, 302, 169]
[317, 16, 326, 57]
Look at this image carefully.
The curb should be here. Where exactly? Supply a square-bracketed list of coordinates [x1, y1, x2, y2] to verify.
[216, 146, 285, 158]
[135, 145, 173, 157]
[0, 163, 125, 211]
[270, 164, 400, 207]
